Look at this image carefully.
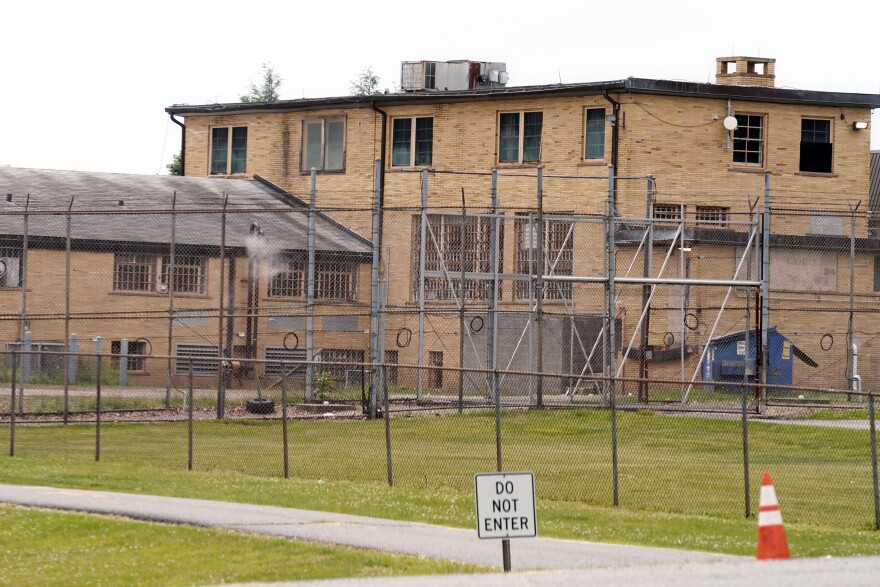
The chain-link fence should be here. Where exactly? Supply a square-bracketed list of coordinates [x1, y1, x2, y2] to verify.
[0, 167, 878, 530]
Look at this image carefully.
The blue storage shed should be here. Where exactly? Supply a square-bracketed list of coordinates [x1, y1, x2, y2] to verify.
[702, 327, 817, 391]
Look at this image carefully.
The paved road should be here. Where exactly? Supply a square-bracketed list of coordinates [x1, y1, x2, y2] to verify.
[2, 484, 878, 586]
[0, 484, 730, 571]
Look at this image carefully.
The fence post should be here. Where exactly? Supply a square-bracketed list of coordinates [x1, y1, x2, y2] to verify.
[608, 164, 619, 507]
[870, 392, 879, 530]
[20, 331, 31, 416]
[188, 359, 193, 471]
[417, 168, 428, 401]
[305, 170, 316, 403]
[165, 193, 177, 409]
[847, 211, 856, 400]
[741, 384, 751, 518]
[119, 338, 128, 387]
[68, 334, 79, 386]
[486, 170, 498, 401]
[535, 166, 544, 408]
[281, 361, 288, 479]
[20, 196, 29, 344]
[9, 350, 16, 457]
[369, 159, 383, 419]
[65, 197, 73, 424]
[639, 177, 654, 403]
[217, 195, 228, 419]
[384, 365, 393, 487]
[95, 351, 101, 462]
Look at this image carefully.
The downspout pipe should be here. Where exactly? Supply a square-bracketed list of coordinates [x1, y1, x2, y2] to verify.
[370, 102, 388, 197]
[169, 114, 185, 176]
[602, 91, 620, 173]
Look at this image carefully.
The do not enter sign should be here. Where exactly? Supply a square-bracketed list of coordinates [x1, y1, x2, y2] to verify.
[474, 472, 537, 539]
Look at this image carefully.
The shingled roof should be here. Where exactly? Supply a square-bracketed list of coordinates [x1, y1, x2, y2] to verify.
[0, 167, 372, 257]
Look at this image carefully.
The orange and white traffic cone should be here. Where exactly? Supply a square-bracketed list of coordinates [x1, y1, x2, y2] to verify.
[757, 471, 790, 560]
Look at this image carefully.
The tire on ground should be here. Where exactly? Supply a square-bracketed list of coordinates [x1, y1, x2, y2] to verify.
[246, 398, 275, 414]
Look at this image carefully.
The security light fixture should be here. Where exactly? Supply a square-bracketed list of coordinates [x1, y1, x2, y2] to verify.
[853, 121, 868, 130]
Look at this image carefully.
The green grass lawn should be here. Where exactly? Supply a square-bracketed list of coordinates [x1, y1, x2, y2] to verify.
[0, 505, 481, 587]
[0, 407, 878, 558]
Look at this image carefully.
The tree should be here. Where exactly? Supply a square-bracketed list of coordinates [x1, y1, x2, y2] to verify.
[166, 152, 182, 176]
[349, 66, 380, 96]
[241, 64, 283, 103]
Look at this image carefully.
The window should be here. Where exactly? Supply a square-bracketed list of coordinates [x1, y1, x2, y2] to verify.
[113, 253, 206, 294]
[424, 62, 436, 90]
[499, 111, 543, 163]
[695, 206, 729, 227]
[111, 340, 147, 372]
[268, 258, 358, 301]
[210, 127, 247, 175]
[800, 119, 832, 173]
[321, 348, 364, 382]
[302, 117, 345, 172]
[411, 214, 503, 301]
[584, 108, 606, 159]
[653, 204, 683, 222]
[392, 117, 433, 167]
[732, 114, 764, 166]
[0, 249, 21, 287]
[162, 256, 206, 294]
[514, 216, 574, 300]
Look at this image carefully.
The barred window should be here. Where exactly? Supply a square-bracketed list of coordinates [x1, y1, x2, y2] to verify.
[113, 253, 206, 294]
[411, 214, 503, 302]
[499, 111, 543, 163]
[113, 254, 156, 292]
[514, 216, 574, 300]
[111, 340, 147, 372]
[321, 348, 365, 381]
[162, 256, 206, 294]
[695, 206, 729, 227]
[653, 204, 683, 222]
[268, 258, 357, 301]
[269, 258, 306, 298]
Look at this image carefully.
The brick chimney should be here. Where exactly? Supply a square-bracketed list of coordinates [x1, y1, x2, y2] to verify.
[715, 57, 776, 87]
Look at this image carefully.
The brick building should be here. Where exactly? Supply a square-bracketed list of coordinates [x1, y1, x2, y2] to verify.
[0, 167, 372, 386]
[161, 56, 880, 394]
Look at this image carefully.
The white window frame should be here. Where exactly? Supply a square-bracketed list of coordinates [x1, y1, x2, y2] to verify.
[112, 253, 207, 295]
[391, 116, 434, 167]
[732, 114, 765, 167]
[584, 107, 606, 160]
[210, 126, 248, 175]
[498, 111, 543, 164]
[301, 117, 346, 173]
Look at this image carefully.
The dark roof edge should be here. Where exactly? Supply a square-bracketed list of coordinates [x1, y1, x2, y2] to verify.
[166, 77, 880, 115]
[253, 175, 374, 248]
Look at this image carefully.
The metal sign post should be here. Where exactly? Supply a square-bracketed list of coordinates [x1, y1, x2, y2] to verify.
[475, 471, 537, 571]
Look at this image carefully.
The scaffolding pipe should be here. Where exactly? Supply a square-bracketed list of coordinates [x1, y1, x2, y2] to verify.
[760, 172, 771, 412]
[682, 225, 759, 401]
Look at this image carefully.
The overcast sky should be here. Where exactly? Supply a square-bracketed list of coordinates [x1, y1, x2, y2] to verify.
[1, 0, 878, 175]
